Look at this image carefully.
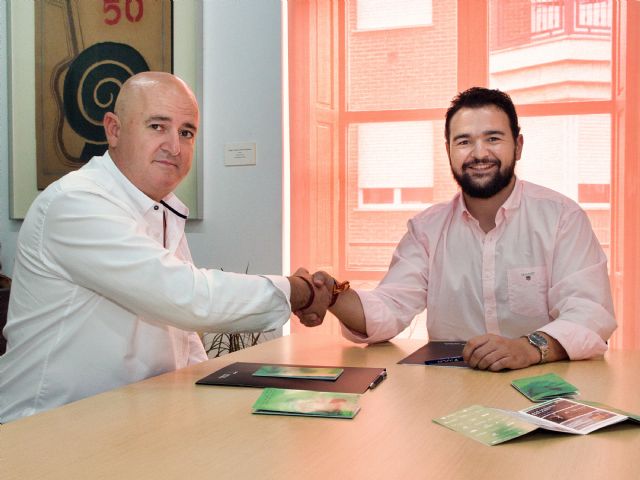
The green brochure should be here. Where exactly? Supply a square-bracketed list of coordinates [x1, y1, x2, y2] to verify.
[511, 372, 578, 402]
[252, 365, 344, 380]
[252, 388, 361, 419]
[434, 398, 638, 446]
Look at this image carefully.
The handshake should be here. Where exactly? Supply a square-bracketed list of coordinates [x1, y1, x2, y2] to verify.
[288, 268, 350, 328]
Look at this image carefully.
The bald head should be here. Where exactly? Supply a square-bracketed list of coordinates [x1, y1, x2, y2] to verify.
[102, 71, 200, 201]
[114, 71, 198, 122]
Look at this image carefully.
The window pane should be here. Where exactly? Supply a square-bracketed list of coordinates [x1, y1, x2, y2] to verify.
[578, 184, 609, 203]
[346, 120, 456, 272]
[362, 188, 394, 204]
[518, 114, 611, 257]
[347, 0, 458, 110]
[358, 121, 434, 190]
[489, 0, 612, 103]
[402, 187, 434, 203]
[518, 115, 610, 197]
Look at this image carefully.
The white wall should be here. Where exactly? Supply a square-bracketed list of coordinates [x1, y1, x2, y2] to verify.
[0, 0, 284, 279]
[0, 1, 21, 276]
[188, 0, 284, 275]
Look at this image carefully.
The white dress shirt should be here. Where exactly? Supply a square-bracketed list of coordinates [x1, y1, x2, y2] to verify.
[342, 180, 616, 359]
[0, 152, 291, 423]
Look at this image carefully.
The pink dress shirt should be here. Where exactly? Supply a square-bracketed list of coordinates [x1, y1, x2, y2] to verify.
[342, 179, 616, 360]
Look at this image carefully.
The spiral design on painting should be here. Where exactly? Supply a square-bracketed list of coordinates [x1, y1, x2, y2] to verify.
[64, 42, 149, 142]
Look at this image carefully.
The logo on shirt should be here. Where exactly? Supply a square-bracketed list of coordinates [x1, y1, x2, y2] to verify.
[521, 271, 535, 281]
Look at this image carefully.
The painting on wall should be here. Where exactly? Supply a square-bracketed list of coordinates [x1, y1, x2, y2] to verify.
[8, 0, 201, 219]
[34, 0, 172, 189]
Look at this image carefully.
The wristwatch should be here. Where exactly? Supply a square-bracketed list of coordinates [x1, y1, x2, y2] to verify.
[524, 332, 549, 364]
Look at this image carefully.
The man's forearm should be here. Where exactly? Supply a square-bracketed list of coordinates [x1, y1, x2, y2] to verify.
[329, 289, 367, 336]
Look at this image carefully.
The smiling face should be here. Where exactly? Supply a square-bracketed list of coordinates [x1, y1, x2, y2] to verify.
[446, 105, 523, 199]
[104, 72, 199, 201]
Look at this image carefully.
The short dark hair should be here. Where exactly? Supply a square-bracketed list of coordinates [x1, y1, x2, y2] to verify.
[445, 87, 520, 142]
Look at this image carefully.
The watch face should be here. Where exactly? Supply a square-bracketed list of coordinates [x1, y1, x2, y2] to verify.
[529, 332, 548, 347]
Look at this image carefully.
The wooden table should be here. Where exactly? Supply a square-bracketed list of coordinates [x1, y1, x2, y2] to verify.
[2, 333, 639, 479]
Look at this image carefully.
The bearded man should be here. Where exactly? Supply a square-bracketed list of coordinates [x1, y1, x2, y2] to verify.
[298, 87, 616, 372]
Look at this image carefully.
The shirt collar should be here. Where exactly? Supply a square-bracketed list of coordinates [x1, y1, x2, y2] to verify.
[98, 151, 189, 218]
[501, 177, 524, 212]
[455, 177, 524, 220]
[455, 190, 470, 219]
[498, 178, 523, 225]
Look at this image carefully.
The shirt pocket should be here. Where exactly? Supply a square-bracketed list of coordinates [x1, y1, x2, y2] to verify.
[507, 266, 548, 317]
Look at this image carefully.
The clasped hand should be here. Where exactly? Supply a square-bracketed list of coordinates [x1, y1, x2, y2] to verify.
[290, 269, 334, 327]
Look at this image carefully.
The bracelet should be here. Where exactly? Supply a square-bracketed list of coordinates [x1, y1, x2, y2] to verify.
[294, 275, 315, 311]
[329, 279, 350, 307]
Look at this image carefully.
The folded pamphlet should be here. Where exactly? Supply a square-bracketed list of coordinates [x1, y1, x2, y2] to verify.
[511, 372, 578, 402]
[252, 387, 361, 419]
[252, 365, 344, 381]
[434, 398, 639, 446]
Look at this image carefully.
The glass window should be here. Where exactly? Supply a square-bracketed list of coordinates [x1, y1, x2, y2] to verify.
[357, 122, 434, 209]
[518, 114, 611, 258]
[518, 115, 610, 200]
[289, 0, 635, 342]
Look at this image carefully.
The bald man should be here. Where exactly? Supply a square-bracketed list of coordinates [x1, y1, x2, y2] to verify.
[0, 72, 327, 423]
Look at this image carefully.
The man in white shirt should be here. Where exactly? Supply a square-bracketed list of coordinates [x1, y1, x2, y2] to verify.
[297, 87, 616, 372]
[0, 72, 328, 423]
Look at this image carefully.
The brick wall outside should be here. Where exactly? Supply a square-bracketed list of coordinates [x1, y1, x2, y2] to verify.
[489, 0, 532, 50]
[347, 0, 457, 111]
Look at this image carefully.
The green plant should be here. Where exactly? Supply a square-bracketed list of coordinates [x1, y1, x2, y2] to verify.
[204, 331, 262, 358]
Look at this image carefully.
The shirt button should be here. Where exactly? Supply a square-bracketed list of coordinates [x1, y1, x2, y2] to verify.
[153, 205, 159, 210]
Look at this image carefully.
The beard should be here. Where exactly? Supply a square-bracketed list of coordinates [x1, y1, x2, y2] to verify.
[451, 153, 516, 199]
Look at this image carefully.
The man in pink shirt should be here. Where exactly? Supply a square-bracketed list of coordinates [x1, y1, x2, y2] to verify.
[296, 87, 616, 372]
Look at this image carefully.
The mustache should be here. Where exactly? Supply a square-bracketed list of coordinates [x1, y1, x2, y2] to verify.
[462, 158, 501, 170]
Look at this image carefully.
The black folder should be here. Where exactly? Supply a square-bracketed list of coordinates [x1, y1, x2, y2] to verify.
[196, 362, 386, 394]
[398, 341, 468, 367]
